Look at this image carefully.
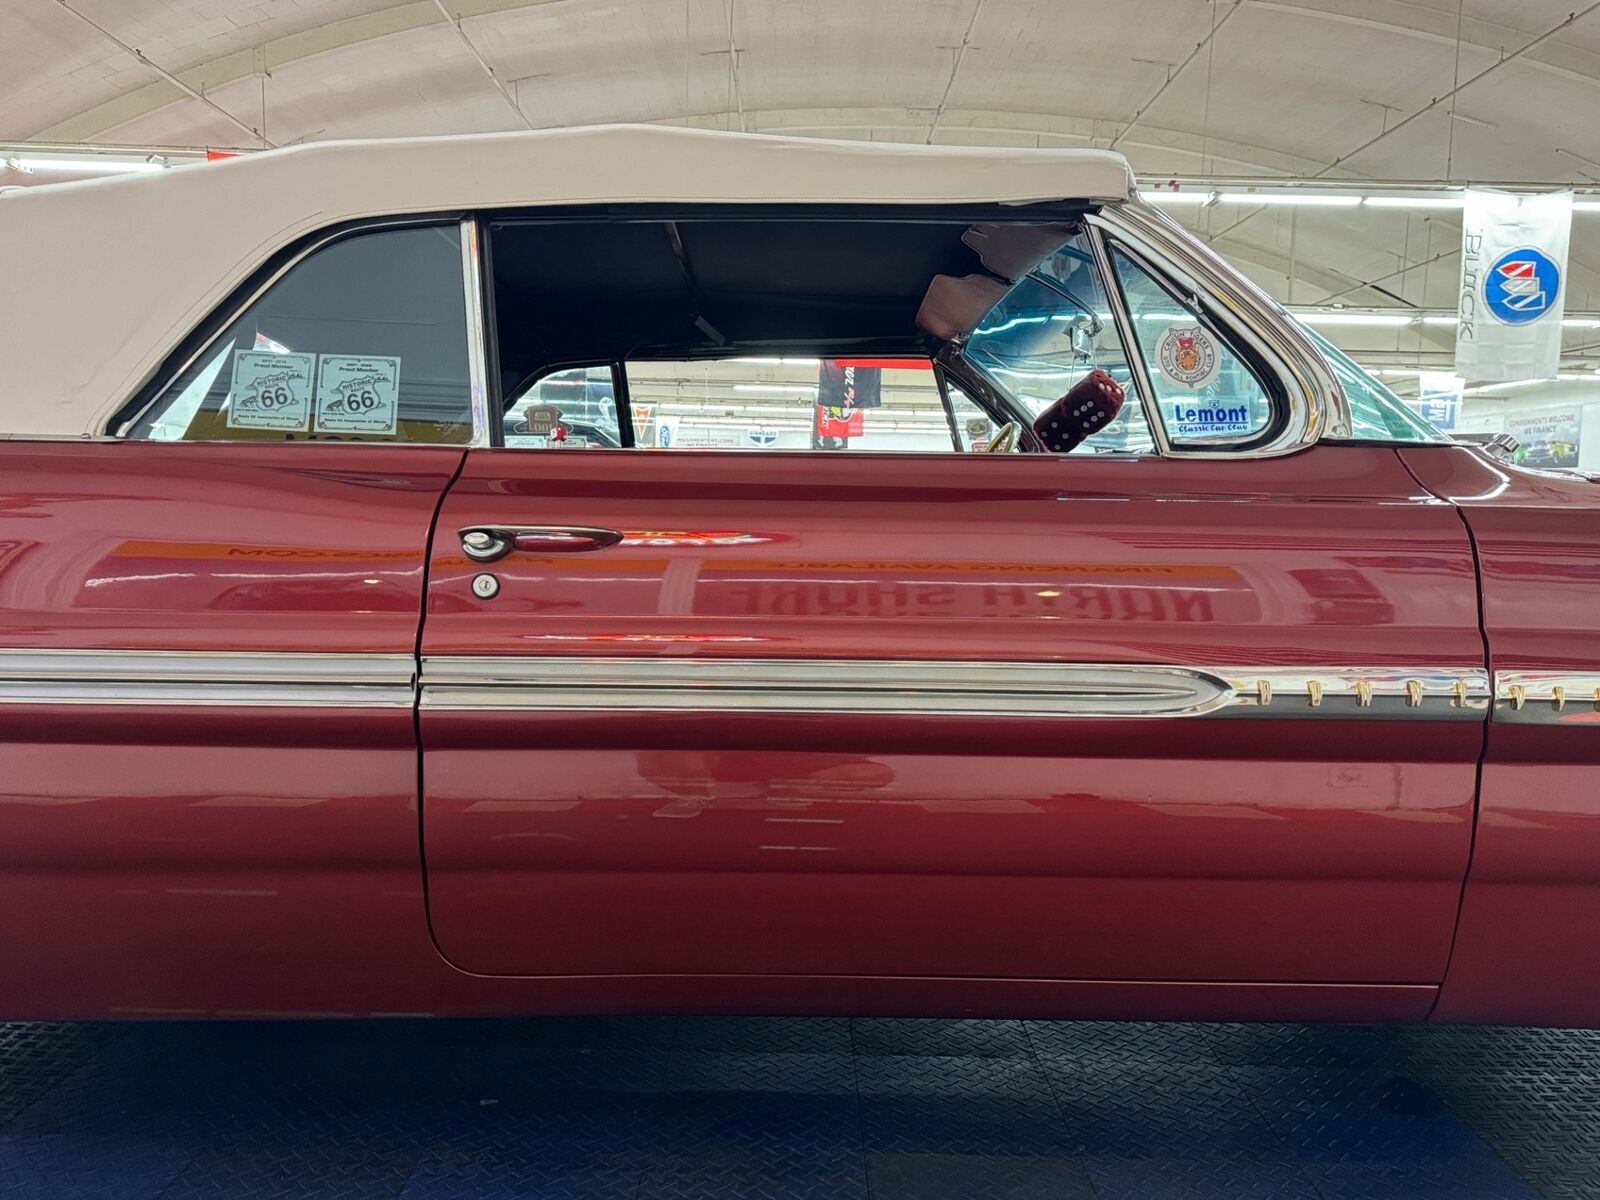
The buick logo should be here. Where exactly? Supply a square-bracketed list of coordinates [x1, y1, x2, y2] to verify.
[1485, 247, 1561, 326]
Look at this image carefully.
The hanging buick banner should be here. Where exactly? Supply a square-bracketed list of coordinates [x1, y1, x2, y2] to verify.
[1456, 189, 1572, 382]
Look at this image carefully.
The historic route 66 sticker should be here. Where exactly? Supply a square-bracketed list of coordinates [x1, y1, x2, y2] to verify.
[315, 355, 401, 435]
[1155, 324, 1221, 390]
[226, 350, 315, 431]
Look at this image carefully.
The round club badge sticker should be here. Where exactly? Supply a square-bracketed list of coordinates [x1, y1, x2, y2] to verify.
[1155, 324, 1221, 390]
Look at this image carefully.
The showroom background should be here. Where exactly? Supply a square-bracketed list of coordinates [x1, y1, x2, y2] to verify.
[5, 0, 1600, 460]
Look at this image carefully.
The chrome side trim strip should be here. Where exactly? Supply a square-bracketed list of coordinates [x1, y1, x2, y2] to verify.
[423, 656, 1236, 718]
[1219, 668, 1490, 719]
[0, 650, 1500, 718]
[0, 650, 415, 708]
[422, 657, 1491, 720]
[1493, 671, 1600, 725]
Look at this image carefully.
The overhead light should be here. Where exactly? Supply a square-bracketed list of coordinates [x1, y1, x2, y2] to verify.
[1447, 112, 1498, 130]
[1363, 195, 1465, 209]
[1139, 190, 1211, 204]
[1296, 312, 1413, 326]
[1574, 201, 1600, 214]
[731, 384, 814, 394]
[1215, 192, 1362, 207]
[4, 154, 166, 175]
[1462, 379, 1545, 395]
[1299, 312, 1600, 329]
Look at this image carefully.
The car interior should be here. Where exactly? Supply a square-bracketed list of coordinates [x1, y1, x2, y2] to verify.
[485, 213, 1131, 454]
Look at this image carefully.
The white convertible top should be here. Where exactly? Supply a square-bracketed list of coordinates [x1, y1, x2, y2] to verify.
[0, 124, 1135, 438]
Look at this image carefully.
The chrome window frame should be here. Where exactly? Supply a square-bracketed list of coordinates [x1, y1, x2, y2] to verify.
[1083, 222, 1172, 456]
[112, 215, 491, 447]
[1089, 199, 1351, 457]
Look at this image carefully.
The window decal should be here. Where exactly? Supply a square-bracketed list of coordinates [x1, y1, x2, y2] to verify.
[225, 350, 314, 432]
[1154, 325, 1221, 390]
[315, 355, 401, 436]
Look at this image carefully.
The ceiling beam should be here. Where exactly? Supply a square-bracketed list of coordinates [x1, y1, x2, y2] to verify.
[1244, 0, 1600, 92]
[429, 0, 534, 129]
[1108, 0, 1242, 152]
[29, 0, 576, 142]
[1318, 1, 1600, 176]
[46, 0, 274, 146]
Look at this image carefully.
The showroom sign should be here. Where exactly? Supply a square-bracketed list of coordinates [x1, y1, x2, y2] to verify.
[1456, 189, 1572, 382]
[1413, 372, 1463, 432]
[1506, 407, 1584, 470]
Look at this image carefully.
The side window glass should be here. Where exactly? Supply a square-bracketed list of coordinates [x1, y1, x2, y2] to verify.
[128, 225, 473, 443]
[947, 383, 994, 452]
[1109, 246, 1274, 447]
[504, 366, 622, 448]
[962, 233, 1155, 454]
[629, 358, 954, 452]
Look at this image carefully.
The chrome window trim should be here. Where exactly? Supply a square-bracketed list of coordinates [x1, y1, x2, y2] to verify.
[112, 215, 479, 444]
[1090, 200, 1351, 457]
[0, 650, 415, 708]
[1083, 223, 1173, 456]
[459, 215, 493, 448]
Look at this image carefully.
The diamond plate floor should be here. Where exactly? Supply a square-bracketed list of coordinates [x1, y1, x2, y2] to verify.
[0, 1019, 1596, 1198]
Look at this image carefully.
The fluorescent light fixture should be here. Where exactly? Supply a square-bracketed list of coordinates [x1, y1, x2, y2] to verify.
[730, 384, 814, 394]
[1415, 315, 1600, 329]
[1363, 196, 1465, 209]
[1296, 312, 1412, 326]
[1139, 191, 1210, 204]
[5, 155, 165, 175]
[1462, 379, 1546, 395]
[1575, 202, 1600, 214]
[1216, 192, 1362, 207]
[729, 357, 821, 366]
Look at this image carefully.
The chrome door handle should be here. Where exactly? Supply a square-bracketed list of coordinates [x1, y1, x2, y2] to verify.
[459, 525, 624, 562]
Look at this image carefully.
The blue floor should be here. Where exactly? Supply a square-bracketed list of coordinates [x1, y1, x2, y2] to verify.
[1, 1018, 1596, 1198]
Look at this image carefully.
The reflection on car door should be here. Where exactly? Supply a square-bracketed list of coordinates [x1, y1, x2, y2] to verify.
[418, 442, 1484, 1010]
[0, 442, 462, 1018]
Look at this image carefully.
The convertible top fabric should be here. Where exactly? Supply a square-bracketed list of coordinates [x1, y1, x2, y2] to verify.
[0, 125, 1134, 438]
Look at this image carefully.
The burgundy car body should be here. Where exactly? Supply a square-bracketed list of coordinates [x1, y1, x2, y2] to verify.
[0, 127, 1594, 1024]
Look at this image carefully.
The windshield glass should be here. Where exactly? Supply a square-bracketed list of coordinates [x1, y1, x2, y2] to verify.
[1290, 321, 1450, 444]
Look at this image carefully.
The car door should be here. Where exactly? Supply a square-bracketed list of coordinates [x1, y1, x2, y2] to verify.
[418, 442, 1482, 994]
[0, 220, 477, 1019]
[415, 212, 1486, 1001]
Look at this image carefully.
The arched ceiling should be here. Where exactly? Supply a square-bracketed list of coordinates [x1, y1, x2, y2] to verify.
[6, 0, 1600, 373]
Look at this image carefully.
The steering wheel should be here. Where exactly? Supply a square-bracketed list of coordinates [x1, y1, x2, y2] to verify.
[984, 421, 1022, 453]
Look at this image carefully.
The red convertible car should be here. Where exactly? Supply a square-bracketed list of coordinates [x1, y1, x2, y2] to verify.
[0, 126, 1594, 1025]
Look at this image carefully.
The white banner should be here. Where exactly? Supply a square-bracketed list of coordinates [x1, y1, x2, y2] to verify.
[1456, 189, 1572, 382]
